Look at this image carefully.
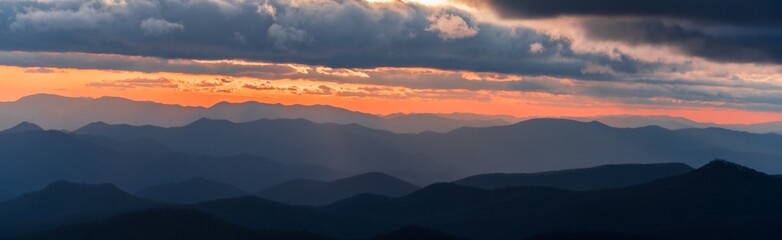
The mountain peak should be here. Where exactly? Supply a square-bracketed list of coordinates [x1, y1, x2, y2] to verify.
[258, 172, 420, 206]
[186, 118, 233, 127]
[16, 93, 69, 102]
[337, 172, 398, 182]
[695, 159, 765, 177]
[513, 118, 609, 128]
[1, 121, 44, 133]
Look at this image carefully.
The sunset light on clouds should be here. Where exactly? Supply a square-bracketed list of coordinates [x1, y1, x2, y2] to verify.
[2, 0, 782, 124]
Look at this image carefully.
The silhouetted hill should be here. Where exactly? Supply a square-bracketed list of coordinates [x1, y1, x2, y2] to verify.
[525, 231, 661, 240]
[0, 122, 43, 134]
[0, 181, 159, 237]
[136, 178, 246, 204]
[190, 197, 390, 238]
[14, 208, 333, 240]
[371, 226, 466, 240]
[323, 160, 782, 239]
[454, 163, 693, 190]
[75, 118, 782, 178]
[0, 130, 345, 201]
[257, 172, 420, 205]
[6, 160, 782, 240]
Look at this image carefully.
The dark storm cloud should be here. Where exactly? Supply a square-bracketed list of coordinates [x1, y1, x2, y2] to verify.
[0, 0, 675, 79]
[583, 19, 782, 64]
[478, 0, 782, 64]
[481, 0, 782, 25]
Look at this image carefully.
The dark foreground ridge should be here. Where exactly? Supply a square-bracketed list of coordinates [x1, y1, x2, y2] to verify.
[3, 160, 782, 240]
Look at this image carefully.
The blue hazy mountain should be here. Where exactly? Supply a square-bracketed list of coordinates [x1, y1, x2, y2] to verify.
[0, 181, 160, 237]
[257, 172, 420, 206]
[0, 130, 345, 201]
[136, 178, 247, 204]
[454, 163, 693, 190]
[76, 118, 782, 178]
[75, 118, 454, 183]
[0, 94, 510, 133]
[0, 122, 43, 134]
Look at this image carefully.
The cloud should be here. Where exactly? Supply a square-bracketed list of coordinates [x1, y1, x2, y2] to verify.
[582, 19, 782, 64]
[86, 77, 179, 89]
[529, 42, 544, 53]
[0, 0, 671, 79]
[140, 18, 183, 36]
[471, 0, 782, 64]
[425, 12, 479, 40]
[267, 23, 308, 50]
[303, 85, 335, 95]
[23, 67, 60, 73]
[476, 0, 782, 25]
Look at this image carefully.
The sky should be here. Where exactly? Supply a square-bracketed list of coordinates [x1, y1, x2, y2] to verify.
[1, 0, 781, 124]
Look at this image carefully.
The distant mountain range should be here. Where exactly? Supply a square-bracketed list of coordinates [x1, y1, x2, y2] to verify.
[453, 162, 694, 191]
[74, 117, 782, 177]
[571, 115, 782, 133]
[135, 178, 247, 204]
[257, 172, 420, 206]
[4, 160, 782, 240]
[0, 94, 510, 133]
[4, 94, 782, 135]
[7, 117, 782, 200]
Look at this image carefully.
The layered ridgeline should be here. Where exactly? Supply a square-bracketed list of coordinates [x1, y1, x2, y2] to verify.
[7, 117, 782, 201]
[0, 129, 346, 201]
[3, 160, 782, 240]
[75, 118, 782, 177]
[0, 94, 510, 133]
[135, 178, 247, 204]
[257, 172, 420, 206]
[454, 163, 694, 190]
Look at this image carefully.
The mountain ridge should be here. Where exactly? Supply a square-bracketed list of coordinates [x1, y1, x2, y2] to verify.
[257, 172, 420, 206]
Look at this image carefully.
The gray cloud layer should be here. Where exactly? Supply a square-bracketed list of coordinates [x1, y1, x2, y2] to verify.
[0, 0, 673, 79]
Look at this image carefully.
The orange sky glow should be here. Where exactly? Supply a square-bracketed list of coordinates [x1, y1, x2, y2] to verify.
[3, 65, 782, 125]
